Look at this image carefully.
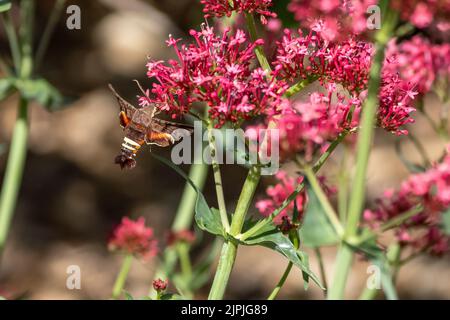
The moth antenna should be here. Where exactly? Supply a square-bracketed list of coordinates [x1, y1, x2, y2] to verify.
[133, 79, 149, 99]
[108, 83, 120, 97]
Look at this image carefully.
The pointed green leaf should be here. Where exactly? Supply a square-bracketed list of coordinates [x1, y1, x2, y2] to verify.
[241, 219, 325, 290]
[15, 78, 65, 111]
[151, 154, 223, 237]
[123, 291, 134, 300]
[160, 293, 184, 300]
[298, 182, 339, 247]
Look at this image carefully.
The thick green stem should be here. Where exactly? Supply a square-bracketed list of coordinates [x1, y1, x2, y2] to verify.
[208, 165, 261, 299]
[111, 255, 133, 299]
[0, 98, 29, 255]
[328, 2, 398, 299]
[0, 0, 34, 257]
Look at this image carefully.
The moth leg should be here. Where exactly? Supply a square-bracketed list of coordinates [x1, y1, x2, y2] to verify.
[119, 111, 131, 128]
[146, 131, 174, 147]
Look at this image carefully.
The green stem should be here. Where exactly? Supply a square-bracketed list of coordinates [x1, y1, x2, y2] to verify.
[267, 231, 299, 300]
[151, 162, 208, 290]
[177, 242, 192, 280]
[406, 132, 430, 166]
[285, 77, 316, 98]
[328, 2, 398, 300]
[208, 165, 261, 300]
[240, 131, 348, 241]
[244, 13, 271, 72]
[303, 165, 344, 237]
[0, 98, 29, 255]
[0, 11, 21, 73]
[338, 144, 350, 223]
[111, 254, 133, 299]
[267, 262, 293, 300]
[315, 248, 328, 294]
[207, 125, 231, 232]
[0, 0, 34, 258]
[35, 0, 66, 71]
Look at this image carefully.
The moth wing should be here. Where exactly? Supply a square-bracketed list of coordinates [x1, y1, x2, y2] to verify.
[108, 84, 138, 128]
[145, 118, 193, 147]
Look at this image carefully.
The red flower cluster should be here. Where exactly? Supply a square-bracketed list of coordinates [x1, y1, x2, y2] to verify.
[273, 28, 373, 93]
[108, 217, 158, 260]
[152, 278, 168, 292]
[272, 85, 359, 161]
[287, 0, 377, 41]
[144, 26, 287, 127]
[385, 36, 450, 95]
[391, 0, 450, 29]
[200, 0, 277, 24]
[273, 28, 417, 136]
[364, 151, 450, 255]
[256, 170, 307, 225]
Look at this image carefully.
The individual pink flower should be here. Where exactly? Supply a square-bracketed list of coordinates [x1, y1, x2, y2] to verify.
[108, 217, 158, 260]
[256, 170, 307, 225]
[201, 0, 277, 24]
[364, 151, 450, 256]
[144, 26, 287, 127]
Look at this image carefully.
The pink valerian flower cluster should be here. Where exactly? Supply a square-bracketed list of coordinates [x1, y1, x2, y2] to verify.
[273, 29, 417, 135]
[273, 85, 360, 161]
[273, 28, 373, 94]
[143, 26, 288, 128]
[391, 0, 450, 29]
[385, 36, 450, 95]
[256, 170, 307, 225]
[108, 217, 158, 260]
[288, 0, 450, 38]
[364, 152, 450, 256]
[287, 0, 377, 41]
[200, 0, 277, 24]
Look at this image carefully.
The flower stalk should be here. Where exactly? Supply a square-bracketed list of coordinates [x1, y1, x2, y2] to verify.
[111, 255, 133, 299]
[327, 2, 398, 299]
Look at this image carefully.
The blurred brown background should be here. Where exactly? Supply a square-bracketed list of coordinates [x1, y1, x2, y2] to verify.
[0, 0, 448, 299]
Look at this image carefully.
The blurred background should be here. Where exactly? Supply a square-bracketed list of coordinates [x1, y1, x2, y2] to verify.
[0, 0, 449, 299]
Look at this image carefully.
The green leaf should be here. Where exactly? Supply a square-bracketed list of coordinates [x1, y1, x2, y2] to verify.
[297, 251, 310, 290]
[123, 291, 134, 300]
[0, 0, 11, 12]
[160, 293, 183, 300]
[0, 77, 16, 100]
[151, 154, 223, 237]
[441, 207, 450, 235]
[15, 78, 64, 111]
[298, 182, 339, 247]
[353, 239, 398, 300]
[241, 219, 325, 290]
